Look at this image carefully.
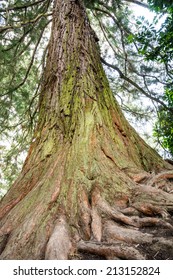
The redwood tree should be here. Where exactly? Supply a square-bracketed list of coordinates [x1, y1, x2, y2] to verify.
[0, 0, 173, 260]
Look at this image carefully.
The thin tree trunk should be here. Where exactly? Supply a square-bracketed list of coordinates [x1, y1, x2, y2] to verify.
[0, 0, 173, 260]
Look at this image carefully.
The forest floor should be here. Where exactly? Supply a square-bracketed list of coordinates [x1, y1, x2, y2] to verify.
[139, 220, 173, 259]
[72, 222, 173, 260]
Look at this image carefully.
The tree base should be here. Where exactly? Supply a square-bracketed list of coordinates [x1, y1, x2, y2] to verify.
[0, 143, 173, 260]
[44, 170, 173, 260]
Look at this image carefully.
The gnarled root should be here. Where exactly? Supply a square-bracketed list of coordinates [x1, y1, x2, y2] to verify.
[45, 215, 72, 260]
[78, 240, 145, 260]
[75, 180, 173, 260]
[103, 220, 153, 244]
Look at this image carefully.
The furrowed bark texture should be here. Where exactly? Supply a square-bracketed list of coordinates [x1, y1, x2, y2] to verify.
[0, 0, 173, 260]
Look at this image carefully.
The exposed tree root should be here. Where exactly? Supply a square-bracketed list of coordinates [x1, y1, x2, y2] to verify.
[77, 187, 91, 240]
[131, 202, 169, 218]
[45, 215, 72, 260]
[73, 170, 173, 260]
[40, 170, 173, 260]
[103, 220, 153, 244]
[77, 240, 145, 260]
[148, 171, 173, 186]
[91, 186, 173, 229]
[147, 171, 173, 194]
[91, 208, 102, 242]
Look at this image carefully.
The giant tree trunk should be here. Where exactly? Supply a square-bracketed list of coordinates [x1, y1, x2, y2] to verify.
[0, 0, 173, 260]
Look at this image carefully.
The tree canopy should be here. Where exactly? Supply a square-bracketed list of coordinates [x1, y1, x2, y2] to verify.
[0, 0, 172, 196]
[135, 0, 173, 157]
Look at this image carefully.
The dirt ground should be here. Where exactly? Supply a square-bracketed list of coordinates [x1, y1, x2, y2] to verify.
[71, 216, 173, 260]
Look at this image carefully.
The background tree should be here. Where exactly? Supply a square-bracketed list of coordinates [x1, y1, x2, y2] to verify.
[0, 0, 52, 193]
[0, 0, 173, 260]
[134, 0, 173, 157]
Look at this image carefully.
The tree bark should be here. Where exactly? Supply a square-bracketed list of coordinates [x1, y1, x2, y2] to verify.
[0, 0, 173, 260]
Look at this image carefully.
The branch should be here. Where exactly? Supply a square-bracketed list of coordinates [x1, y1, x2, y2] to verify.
[93, 4, 131, 39]
[2, 20, 51, 98]
[93, 13, 123, 59]
[94, 6, 120, 26]
[101, 57, 170, 110]
[98, 0, 149, 9]
[0, 12, 52, 34]
[123, 0, 149, 9]
[0, 0, 49, 13]
[92, 7, 126, 55]
[96, 1, 171, 113]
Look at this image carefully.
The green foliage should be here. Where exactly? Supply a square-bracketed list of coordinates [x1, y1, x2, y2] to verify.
[84, 0, 98, 8]
[148, 0, 173, 11]
[154, 89, 173, 157]
[0, 0, 51, 193]
[84, 0, 123, 10]
[0, 141, 27, 193]
[129, 0, 173, 158]
[135, 12, 173, 64]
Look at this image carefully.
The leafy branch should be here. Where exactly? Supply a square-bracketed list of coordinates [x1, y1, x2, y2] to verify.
[1, 19, 51, 98]
[0, 12, 52, 34]
[123, 0, 149, 9]
[101, 57, 171, 111]
[0, 0, 50, 13]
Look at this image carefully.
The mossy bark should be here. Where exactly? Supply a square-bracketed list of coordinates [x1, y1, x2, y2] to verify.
[0, 0, 173, 260]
